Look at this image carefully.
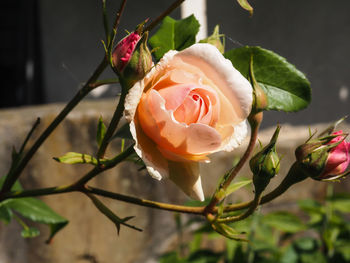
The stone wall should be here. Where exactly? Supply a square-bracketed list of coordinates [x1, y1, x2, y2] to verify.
[0, 99, 349, 263]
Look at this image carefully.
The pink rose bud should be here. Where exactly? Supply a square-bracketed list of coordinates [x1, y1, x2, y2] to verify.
[112, 32, 141, 73]
[321, 131, 350, 180]
[295, 130, 350, 181]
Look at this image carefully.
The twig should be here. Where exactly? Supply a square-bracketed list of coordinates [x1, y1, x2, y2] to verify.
[205, 112, 262, 214]
[145, 0, 186, 32]
[0, 57, 109, 194]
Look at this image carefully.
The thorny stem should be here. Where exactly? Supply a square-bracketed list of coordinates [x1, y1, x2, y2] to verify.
[0, 163, 307, 217]
[205, 112, 263, 214]
[84, 191, 142, 232]
[96, 89, 127, 159]
[107, 0, 128, 54]
[0, 57, 109, 194]
[87, 187, 205, 214]
[223, 162, 309, 212]
[145, 0, 186, 32]
[218, 193, 262, 223]
[79, 142, 134, 186]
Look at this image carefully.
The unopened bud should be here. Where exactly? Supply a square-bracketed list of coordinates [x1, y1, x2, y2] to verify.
[296, 130, 350, 181]
[121, 31, 153, 87]
[199, 25, 225, 54]
[112, 32, 141, 73]
[250, 126, 281, 193]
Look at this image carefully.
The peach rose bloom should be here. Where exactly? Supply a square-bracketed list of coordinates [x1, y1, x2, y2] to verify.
[125, 43, 253, 201]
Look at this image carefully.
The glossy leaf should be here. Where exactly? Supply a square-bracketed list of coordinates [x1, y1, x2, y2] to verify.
[149, 15, 200, 61]
[225, 46, 311, 112]
[53, 152, 98, 165]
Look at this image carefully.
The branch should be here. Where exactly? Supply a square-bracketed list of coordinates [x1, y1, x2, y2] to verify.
[145, 0, 186, 32]
[205, 112, 262, 214]
[0, 57, 109, 194]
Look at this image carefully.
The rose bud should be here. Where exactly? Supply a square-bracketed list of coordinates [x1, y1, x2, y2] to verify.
[124, 43, 253, 200]
[112, 32, 141, 73]
[250, 125, 281, 193]
[199, 25, 225, 54]
[295, 130, 350, 181]
[112, 31, 152, 87]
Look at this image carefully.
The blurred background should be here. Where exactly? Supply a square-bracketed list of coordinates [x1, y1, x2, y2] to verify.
[1, 0, 349, 127]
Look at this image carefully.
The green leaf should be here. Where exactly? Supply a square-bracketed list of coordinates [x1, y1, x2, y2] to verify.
[53, 152, 98, 165]
[262, 211, 305, 233]
[96, 116, 106, 147]
[5, 197, 68, 243]
[0, 205, 13, 224]
[149, 15, 200, 61]
[0, 177, 68, 241]
[159, 252, 184, 263]
[225, 179, 252, 197]
[327, 193, 350, 213]
[236, 0, 253, 15]
[187, 250, 223, 263]
[21, 227, 40, 238]
[225, 46, 311, 112]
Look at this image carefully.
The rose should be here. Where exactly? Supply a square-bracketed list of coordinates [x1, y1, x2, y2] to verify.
[125, 43, 253, 200]
[320, 130, 350, 180]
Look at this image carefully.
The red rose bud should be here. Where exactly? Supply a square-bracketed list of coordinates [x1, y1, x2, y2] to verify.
[250, 125, 281, 193]
[295, 130, 350, 181]
[121, 31, 152, 87]
[112, 32, 141, 73]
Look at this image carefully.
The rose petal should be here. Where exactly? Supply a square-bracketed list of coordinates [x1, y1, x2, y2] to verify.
[145, 90, 222, 156]
[175, 43, 252, 121]
[130, 119, 168, 180]
[157, 84, 194, 111]
[168, 161, 204, 201]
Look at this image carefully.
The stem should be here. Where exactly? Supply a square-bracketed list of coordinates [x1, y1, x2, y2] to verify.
[87, 186, 205, 215]
[84, 191, 142, 232]
[108, 0, 128, 55]
[205, 112, 262, 214]
[218, 193, 262, 223]
[96, 90, 127, 159]
[18, 118, 41, 155]
[89, 78, 119, 89]
[77, 143, 135, 186]
[145, 0, 186, 32]
[0, 57, 108, 194]
[223, 162, 309, 212]
[0, 184, 78, 200]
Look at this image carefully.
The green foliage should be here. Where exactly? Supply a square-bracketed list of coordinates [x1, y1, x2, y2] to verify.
[263, 211, 305, 233]
[0, 176, 68, 242]
[236, 0, 253, 15]
[225, 46, 311, 112]
[149, 15, 200, 61]
[53, 152, 98, 165]
[225, 179, 252, 197]
[160, 192, 350, 263]
[96, 116, 107, 147]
